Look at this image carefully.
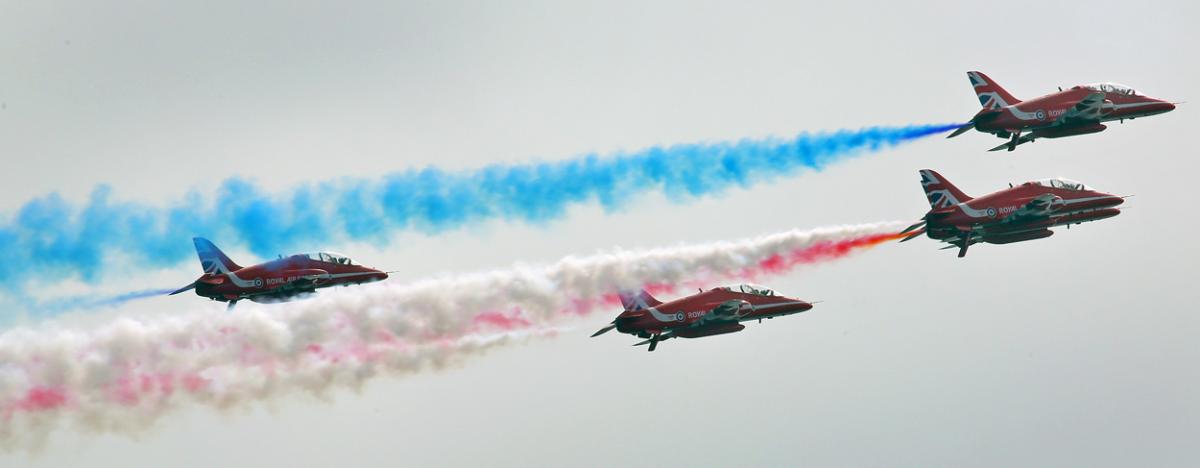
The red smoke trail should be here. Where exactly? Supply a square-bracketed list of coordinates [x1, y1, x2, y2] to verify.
[538, 231, 905, 322]
[471, 310, 534, 331]
[3, 386, 69, 421]
[14, 387, 67, 412]
[419, 235, 869, 346]
[0, 322, 563, 421]
[629, 232, 906, 297]
[744, 231, 905, 278]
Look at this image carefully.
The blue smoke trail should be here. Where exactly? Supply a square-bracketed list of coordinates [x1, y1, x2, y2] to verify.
[0, 123, 961, 290]
[11, 287, 177, 321]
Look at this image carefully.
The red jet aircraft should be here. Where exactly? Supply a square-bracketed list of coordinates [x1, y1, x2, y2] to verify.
[591, 284, 814, 352]
[169, 237, 390, 309]
[947, 71, 1176, 151]
[900, 169, 1125, 257]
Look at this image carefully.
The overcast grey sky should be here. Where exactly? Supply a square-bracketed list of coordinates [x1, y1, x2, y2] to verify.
[1, 1, 1197, 466]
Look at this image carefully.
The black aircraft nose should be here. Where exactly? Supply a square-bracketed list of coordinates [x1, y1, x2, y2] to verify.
[1096, 194, 1125, 207]
[778, 299, 813, 314]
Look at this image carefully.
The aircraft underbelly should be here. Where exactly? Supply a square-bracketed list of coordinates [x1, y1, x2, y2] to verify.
[674, 323, 745, 339]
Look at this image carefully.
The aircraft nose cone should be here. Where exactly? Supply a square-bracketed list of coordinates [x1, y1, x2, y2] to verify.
[364, 269, 388, 282]
[781, 299, 813, 314]
[1146, 98, 1176, 114]
[1094, 193, 1125, 207]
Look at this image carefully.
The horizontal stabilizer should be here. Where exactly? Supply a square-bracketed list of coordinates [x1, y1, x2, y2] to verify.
[946, 122, 974, 139]
[591, 322, 617, 338]
[168, 282, 197, 296]
[899, 230, 925, 242]
[900, 220, 926, 234]
[989, 134, 1035, 152]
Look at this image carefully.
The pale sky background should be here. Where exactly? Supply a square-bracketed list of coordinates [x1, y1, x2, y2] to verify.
[1, 1, 1197, 466]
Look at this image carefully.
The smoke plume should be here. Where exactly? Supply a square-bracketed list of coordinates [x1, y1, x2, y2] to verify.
[0, 222, 905, 448]
[0, 124, 957, 289]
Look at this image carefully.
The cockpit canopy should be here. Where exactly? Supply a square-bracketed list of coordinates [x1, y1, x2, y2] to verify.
[1079, 82, 1137, 96]
[737, 283, 776, 296]
[303, 251, 356, 265]
[1029, 177, 1089, 191]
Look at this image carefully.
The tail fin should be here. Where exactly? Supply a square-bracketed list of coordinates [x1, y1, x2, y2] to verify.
[618, 289, 663, 311]
[967, 71, 1021, 110]
[919, 170, 972, 209]
[193, 237, 242, 274]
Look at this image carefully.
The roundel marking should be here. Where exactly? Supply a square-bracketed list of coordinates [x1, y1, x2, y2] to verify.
[986, 207, 997, 218]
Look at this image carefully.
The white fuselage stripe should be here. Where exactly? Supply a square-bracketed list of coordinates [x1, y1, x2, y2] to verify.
[647, 307, 682, 322]
[1060, 196, 1113, 205]
[650, 301, 809, 323]
[226, 270, 378, 290]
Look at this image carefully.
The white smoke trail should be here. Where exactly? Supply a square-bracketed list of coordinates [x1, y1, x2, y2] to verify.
[294, 221, 906, 332]
[0, 221, 901, 449]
